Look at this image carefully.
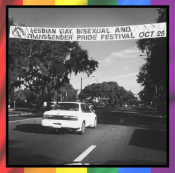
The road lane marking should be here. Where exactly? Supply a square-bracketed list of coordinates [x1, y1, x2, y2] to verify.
[8, 114, 20, 117]
[9, 118, 41, 123]
[119, 119, 124, 123]
[74, 145, 96, 162]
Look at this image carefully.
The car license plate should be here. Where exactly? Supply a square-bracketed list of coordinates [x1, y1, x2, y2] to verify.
[53, 123, 61, 128]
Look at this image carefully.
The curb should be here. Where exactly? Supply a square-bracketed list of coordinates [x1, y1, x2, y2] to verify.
[20, 113, 33, 115]
[8, 112, 33, 116]
[111, 110, 138, 113]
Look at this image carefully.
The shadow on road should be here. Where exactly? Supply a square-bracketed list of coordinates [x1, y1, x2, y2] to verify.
[96, 110, 167, 131]
[129, 129, 167, 152]
[8, 146, 64, 165]
[96, 111, 167, 153]
[13, 124, 77, 135]
[8, 140, 21, 146]
[98, 116, 166, 130]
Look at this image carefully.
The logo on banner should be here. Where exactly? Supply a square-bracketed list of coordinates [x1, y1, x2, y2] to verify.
[12, 26, 25, 38]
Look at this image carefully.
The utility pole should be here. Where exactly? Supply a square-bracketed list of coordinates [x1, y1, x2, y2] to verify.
[57, 88, 58, 103]
[81, 77, 82, 102]
[80, 76, 95, 102]
[81, 77, 82, 93]
[155, 85, 157, 107]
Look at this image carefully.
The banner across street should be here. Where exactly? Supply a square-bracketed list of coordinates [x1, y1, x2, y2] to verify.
[9, 22, 166, 41]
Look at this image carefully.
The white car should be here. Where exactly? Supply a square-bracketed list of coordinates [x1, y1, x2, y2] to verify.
[41, 102, 97, 134]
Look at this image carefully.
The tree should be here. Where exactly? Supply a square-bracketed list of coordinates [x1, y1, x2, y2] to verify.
[12, 89, 26, 107]
[101, 82, 120, 106]
[53, 83, 77, 102]
[8, 19, 99, 107]
[23, 88, 37, 108]
[11, 88, 39, 108]
[80, 82, 137, 106]
[136, 8, 167, 106]
[8, 18, 25, 103]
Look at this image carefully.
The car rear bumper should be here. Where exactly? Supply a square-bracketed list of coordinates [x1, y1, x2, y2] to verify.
[41, 119, 81, 129]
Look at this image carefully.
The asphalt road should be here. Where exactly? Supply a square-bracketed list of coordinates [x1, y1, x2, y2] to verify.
[7, 109, 167, 166]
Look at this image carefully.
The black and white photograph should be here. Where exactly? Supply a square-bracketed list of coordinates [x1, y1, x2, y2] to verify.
[7, 6, 168, 166]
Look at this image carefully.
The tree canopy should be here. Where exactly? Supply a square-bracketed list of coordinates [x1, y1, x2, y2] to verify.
[80, 81, 138, 106]
[53, 83, 77, 102]
[8, 18, 99, 105]
[136, 8, 167, 105]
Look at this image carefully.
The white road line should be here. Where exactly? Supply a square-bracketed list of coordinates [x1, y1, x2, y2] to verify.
[119, 119, 124, 123]
[74, 145, 96, 162]
[8, 114, 20, 117]
[9, 118, 41, 123]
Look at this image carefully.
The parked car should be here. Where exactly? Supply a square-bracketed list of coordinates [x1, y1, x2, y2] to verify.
[88, 103, 94, 109]
[50, 101, 57, 108]
[41, 102, 97, 135]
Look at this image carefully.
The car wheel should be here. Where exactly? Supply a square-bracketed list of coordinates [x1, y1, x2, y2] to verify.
[79, 121, 85, 135]
[93, 118, 97, 128]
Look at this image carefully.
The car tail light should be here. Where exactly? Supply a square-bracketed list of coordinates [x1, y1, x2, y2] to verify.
[43, 115, 78, 120]
[63, 115, 78, 120]
[43, 115, 49, 119]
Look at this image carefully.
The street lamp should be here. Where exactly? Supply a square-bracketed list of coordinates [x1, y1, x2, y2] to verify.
[81, 76, 95, 92]
[155, 85, 157, 95]
[80, 75, 95, 102]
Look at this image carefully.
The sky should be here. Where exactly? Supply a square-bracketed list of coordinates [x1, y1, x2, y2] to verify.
[9, 7, 159, 94]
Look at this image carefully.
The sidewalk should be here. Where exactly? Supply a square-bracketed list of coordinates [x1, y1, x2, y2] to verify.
[115, 106, 159, 112]
[8, 110, 33, 116]
[8, 107, 46, 116]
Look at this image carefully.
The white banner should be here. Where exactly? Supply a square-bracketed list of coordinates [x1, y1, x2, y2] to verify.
[9, 23, 166, 41]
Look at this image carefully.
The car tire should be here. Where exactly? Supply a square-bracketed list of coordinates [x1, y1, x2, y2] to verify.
[79, 121, 85, 135]
[92, 118, 97, 128]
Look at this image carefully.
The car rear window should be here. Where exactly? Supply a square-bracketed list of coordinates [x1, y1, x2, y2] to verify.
[53, 103, 79, 111]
